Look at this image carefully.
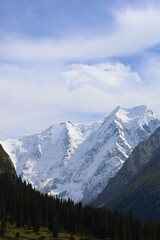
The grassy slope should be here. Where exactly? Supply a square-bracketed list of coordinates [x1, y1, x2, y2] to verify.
[0, 223, 103, 240]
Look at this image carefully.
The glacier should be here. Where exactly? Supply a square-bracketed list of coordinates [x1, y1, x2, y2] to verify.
[1, 105, 160, 203]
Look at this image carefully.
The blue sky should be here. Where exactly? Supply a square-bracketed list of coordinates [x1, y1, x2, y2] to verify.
[1, 0, 160, 137]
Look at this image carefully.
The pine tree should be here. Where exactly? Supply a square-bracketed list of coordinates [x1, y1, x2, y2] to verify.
[0, 173, 159, 240]
[0, 219, 6, 236]
[70, 234, 75, 240]
[52, 226, 59, 238]
[15, 232, 20, 238]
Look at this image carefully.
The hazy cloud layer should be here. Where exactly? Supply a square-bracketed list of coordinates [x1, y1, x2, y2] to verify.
[1, 8, 160, 61]
[1, 2, 160, 136]
[1, 57, 160, 136]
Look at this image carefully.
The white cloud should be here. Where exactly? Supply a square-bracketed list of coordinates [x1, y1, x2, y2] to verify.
[62, 62, 142, 92]
[1, 7, 160, 61]
[1, 5, 160, 136]
[1, 58, 160, 137]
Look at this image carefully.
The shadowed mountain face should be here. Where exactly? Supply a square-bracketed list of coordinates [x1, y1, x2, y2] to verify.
[0, 144, 16, 176]
[104, 146, 160, 220]
[91, 127, 160, 220]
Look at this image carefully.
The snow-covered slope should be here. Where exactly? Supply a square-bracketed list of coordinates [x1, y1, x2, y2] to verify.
[1, 106, 160, 203]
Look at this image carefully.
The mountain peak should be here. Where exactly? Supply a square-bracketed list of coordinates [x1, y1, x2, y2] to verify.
[106, 105, 158, 130]
[60, 120, 73, 125]
[110, 105, 148, 118]
[111, 105, 149, 114]
[1, 105, 160, 203]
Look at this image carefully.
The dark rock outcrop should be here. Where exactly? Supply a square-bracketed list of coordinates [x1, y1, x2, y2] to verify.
[0, 144, 16, 176]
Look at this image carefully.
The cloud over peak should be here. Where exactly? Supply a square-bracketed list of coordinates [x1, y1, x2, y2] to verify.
[62, 63, 141, 93]
[1, 1, 160, 135]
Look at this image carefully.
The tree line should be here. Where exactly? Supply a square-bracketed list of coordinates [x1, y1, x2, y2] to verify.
[0, 173, 160, 240]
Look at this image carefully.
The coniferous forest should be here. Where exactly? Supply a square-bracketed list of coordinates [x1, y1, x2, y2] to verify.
[0, 173, 160, 240]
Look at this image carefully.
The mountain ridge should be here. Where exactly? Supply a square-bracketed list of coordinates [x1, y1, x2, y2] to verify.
[106, 142, 160, 220]
[90, 127, 160, 220]
[1, 105, 160, 203]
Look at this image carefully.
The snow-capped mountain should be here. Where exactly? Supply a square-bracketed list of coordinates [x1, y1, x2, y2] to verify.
[1, 105, 160, 203]
[1, 121, 101, 195]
